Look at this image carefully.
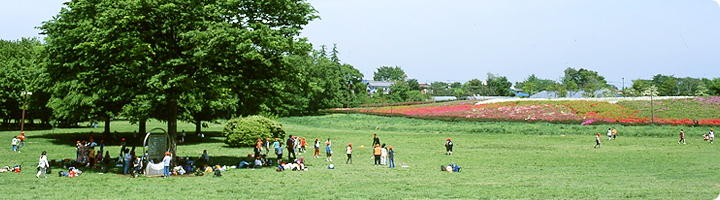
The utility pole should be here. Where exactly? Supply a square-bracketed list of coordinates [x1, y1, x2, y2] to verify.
[650, 94, 654, 124]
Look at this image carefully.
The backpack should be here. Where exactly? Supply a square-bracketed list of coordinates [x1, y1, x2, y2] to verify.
[213, 170, 222, 177]
[58, 171, 66, 177]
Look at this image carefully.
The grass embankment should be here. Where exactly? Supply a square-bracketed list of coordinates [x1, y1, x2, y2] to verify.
[1, 114, 718, 199]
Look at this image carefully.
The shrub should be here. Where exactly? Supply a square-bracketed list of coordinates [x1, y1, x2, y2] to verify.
[223, 115, 286, 147]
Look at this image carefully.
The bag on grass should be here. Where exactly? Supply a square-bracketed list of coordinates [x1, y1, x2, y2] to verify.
[213, 170, 222, 177]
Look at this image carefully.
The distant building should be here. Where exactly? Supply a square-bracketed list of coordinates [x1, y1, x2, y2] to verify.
[362, 80, 395, 95]
[419, 83, 430, 94]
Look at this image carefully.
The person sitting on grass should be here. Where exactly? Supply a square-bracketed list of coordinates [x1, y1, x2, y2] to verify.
[253, 157, 264, 168]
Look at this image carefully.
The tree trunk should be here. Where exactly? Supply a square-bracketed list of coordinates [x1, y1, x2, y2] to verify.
[168, 94, 178, 166]
[104, 118, 111, 135]
[139, 119, 146, 135]
[195, 119, 201, 135]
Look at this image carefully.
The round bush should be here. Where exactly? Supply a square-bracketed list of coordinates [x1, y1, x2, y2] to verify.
[223, 115, 286, 147]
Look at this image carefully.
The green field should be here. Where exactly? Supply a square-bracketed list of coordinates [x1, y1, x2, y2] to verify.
[1, 114, 719, 199]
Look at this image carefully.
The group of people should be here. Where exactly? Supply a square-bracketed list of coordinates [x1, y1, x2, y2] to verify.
[686, 128, 715, 144]
[10, 132, 25, 153]
[370, 134, 395, 168]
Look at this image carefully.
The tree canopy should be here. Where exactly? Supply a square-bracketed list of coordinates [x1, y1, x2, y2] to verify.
[373, 66, 406, 82]
[41, 0, 318, 157]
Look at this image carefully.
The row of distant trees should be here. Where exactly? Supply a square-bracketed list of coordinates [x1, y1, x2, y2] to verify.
[372, 66, 720, 101]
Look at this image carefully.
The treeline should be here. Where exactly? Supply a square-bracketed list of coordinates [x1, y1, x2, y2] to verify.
[622, 75, 720, 97]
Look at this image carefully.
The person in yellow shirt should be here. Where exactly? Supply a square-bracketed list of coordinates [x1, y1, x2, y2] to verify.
[612, 128, 617, 140]
[373, 144, 381, 166]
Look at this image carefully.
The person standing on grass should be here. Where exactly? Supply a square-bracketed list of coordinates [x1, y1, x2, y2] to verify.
[325, 138, 333, 162]
[346, 143, 352, 164]
[19, 132, 25, 147]
[273, 138, 280, 154]
[380, 144, 388, 165]
[373, 144, 381, 166]
[594, 133, 601, 148]
[612, 128, 617, 140]
[314, 138, 320, 158]
[388, 146, 395, 168]
[255, 138, 263, 158]
[123, 149, 132, 174]
[300, 137, 307, 154]
[445, 138, 453, 155]
[88, 146, 96, 168]
[607, 128, 613, 140]
[36, 151, 49, 178]
[162, 151, 172, 178]
[372, 134, 380, 147]
[679, 129, 686, 144]
[265, 138, 271, 156]
[710, 128, 715, 144]
[286, 135, 296, 160]
[276, 143, 284, 163]
[11, 136, 19, 152]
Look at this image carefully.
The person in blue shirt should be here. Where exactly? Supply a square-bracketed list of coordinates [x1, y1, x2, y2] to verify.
[388, 146, 395, 168]
[276, 143, 284, 164]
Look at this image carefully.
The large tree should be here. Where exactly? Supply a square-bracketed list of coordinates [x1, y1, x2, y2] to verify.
[373, 66, 406, 82]
[562, 67, 608, 94]
[42, 0, 317, 159]
[0, 38, 51, 127]
[486, 73, 512, 96]
[515, 74, 554, 96]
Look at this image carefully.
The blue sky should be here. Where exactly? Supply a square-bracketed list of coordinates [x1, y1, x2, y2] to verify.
[3, 0, 719, 88]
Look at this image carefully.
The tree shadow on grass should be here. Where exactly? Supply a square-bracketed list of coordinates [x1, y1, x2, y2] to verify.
[35, 131, 226, 147]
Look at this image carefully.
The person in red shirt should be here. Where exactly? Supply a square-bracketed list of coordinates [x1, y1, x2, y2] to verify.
[300, 137, 307, 154]
[255, 139, 263, 158]
[678, 129, 686, 144]
[594, 133, 601, 148]
[19, 132, 25, 147]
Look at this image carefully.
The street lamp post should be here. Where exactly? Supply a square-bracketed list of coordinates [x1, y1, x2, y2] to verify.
[20, 90, 32, 132]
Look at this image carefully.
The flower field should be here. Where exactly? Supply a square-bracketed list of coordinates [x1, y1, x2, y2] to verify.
[342, 97, 720, 125]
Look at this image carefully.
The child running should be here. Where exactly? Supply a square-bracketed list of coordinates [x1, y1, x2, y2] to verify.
[678, 129, 686, 144]
[594, 133, 601, 148]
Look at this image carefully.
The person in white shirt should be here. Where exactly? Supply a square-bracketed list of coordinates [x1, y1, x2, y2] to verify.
[709, 128, 715, 144]
[36, 151, 49, 178]
[345, 143, 353, 164]
[380, 144, 388, 165]
[607, 128, 613, 140]
[11, 136, 19, 152]
[162, 152, 172, 178]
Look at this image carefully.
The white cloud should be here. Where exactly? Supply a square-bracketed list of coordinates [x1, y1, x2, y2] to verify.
[715, 0, 720, 8]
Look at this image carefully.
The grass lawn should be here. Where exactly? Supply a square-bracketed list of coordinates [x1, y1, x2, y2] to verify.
[1, 114, 719, 199]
